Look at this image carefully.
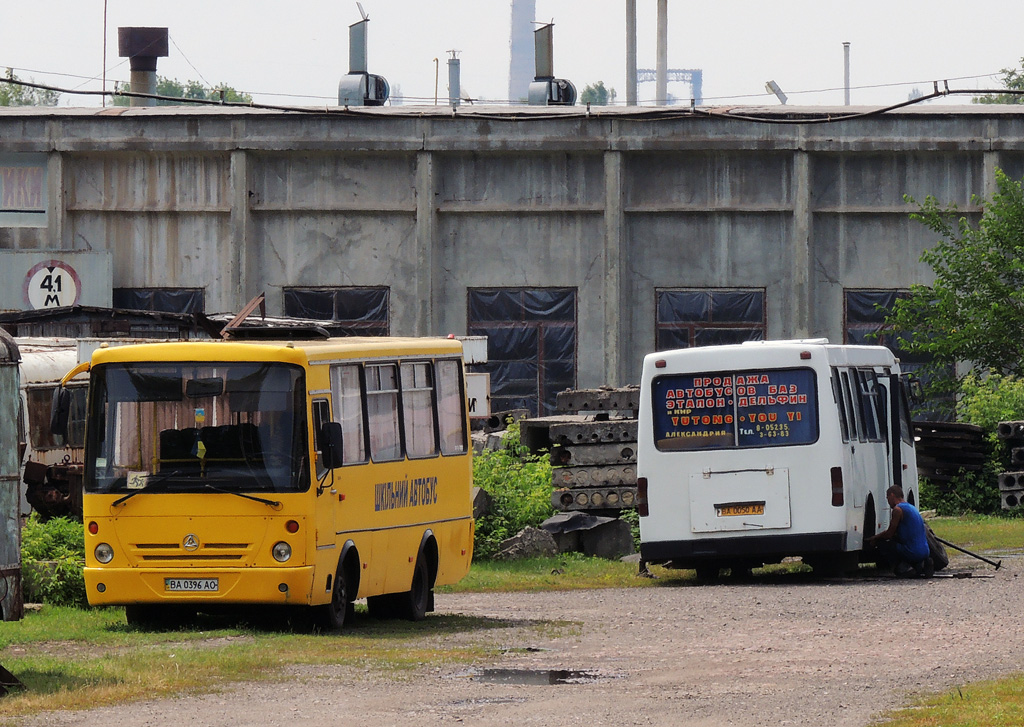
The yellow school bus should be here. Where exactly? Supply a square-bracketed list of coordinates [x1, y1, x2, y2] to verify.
[60, 335, 474, 629]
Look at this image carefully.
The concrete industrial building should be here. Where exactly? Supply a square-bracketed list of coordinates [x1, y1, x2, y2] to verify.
[0, 103, 1020, 415]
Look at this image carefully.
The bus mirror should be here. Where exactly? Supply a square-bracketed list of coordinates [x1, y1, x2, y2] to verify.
[904, 376, 924, 404]
[320, 422, 345, 469]
[50, 387, 71, 441]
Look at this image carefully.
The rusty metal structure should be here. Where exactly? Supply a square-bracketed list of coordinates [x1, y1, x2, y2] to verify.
[0, 330, 24, 622]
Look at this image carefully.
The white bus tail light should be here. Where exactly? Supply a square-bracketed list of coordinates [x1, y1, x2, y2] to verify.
[830, 467, 844, 507]
[637, 477, 650, 517]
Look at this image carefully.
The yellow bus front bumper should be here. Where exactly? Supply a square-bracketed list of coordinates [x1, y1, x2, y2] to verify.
[84, 566, 317, 607]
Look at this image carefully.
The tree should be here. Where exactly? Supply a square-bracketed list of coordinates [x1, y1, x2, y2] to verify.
[113, 76, 252, 106]
[887, 169, 1024, 383]
[580, 81, 616, 106]
[0, 68, 60, 106]
[973, 58, 1024, 104]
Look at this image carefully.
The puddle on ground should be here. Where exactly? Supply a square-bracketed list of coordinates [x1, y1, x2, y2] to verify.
[471, 668, 606, 685]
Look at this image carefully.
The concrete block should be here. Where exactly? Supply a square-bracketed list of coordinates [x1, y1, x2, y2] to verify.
[494, 526, 558, 560]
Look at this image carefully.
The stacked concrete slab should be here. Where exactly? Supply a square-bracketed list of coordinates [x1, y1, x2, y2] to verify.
[997, 421, 1024, 510]
[519, 386, 639, 514]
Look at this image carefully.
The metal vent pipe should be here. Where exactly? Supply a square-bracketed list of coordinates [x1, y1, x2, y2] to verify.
[117, 27, 168, 107]
[448, 52, 461, 107]
[843, 42, 851, 105]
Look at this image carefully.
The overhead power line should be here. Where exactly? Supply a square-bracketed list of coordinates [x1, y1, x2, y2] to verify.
[2, 73, 1023, 123]
[1, 61, 1010, 109]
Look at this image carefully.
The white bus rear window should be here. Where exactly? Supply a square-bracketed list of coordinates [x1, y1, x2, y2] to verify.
[651, 368, 818, 450]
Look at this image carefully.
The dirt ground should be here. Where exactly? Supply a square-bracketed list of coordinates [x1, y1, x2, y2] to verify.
[24, 554, 1024, 727]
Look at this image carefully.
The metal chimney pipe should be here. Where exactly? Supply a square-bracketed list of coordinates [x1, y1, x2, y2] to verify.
[656, 0, 668, 105]
[117, 27, 168, 107]
[626, 0, 637, 105]
[843, 41, 851, 105]
[448, 52, 461, 107]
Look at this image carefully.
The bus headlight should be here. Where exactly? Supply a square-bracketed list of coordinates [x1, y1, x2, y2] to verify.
[95, 543, 114, 564]
[272, 542, 292, 563]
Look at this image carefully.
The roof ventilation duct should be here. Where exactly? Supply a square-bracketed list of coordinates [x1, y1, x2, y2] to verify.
[528, 23, 576, 106]
[338, 4, 390, 107]
[117, 27, 169, 107]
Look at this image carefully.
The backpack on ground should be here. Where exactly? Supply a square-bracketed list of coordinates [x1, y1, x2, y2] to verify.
[925, 524, 949, 571]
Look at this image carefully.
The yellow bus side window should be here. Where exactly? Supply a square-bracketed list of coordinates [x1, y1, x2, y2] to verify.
[312, 399, 330, 476]
[330, 364, 367, 465]
[436, 359, 467, 455]
[401, 362, 437, 458]
[366, 364, 401, 462]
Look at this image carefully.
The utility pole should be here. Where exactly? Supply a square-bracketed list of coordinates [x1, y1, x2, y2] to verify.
[626, 0, 637, 105]
[656, 0, 668, 105]
[843, 42, 851, 105]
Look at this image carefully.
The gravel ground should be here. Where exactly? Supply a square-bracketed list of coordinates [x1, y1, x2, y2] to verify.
[24, 554, 1024, 727]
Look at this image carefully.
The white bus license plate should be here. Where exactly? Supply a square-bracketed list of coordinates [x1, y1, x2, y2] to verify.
[716, 503, 765, 517]
[165, 578, 218, 592]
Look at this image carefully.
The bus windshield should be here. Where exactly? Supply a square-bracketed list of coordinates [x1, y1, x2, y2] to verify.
[85, 362, 309, 494]
[651, 367, 819, 451]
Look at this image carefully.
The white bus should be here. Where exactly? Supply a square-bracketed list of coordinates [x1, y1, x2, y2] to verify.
[636, 340, 919, 579]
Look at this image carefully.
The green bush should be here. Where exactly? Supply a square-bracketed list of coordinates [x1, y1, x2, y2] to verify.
[923, 372, 1024, 515]
[472, 424, 555, 558]
[618, 507, 641, 552]
[957, 372, 1024, 438]
[21, 514, 87, 607]
[919, 467, 1004, 516]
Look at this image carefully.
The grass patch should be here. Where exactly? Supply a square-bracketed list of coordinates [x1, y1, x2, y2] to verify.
[440, 552, 674, 592]
[877, 675, 1024, 727]
[926, 514, 1024, 553]
[0, 605, 528, 721]
[439, 553, 816, 593]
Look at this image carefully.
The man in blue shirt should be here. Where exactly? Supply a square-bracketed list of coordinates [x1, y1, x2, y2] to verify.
[868, 485, 933, 577]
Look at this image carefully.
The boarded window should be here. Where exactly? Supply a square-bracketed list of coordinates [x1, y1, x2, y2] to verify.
[656, 288, 766, 351]
[112, 288, 205, 314]
[467, 287, 577, 417]
[284, 287, 389, 336]
[844, 288, 951, 419]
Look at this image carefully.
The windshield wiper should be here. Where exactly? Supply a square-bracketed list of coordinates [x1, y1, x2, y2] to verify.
[203, 484, 282, 509]
[111, 470, 182, 507]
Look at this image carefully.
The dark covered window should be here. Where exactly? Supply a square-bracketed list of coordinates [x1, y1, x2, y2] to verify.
[283, 287, 389, 336]
[656, 288, 766, 350]
[467, 287, 577, 417]
[844, 288, 952, 419]
[112, 288, 204, 314]
[844, 289, 912, 352]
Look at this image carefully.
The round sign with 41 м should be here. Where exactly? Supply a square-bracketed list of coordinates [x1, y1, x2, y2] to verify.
[24, 260, 81, 309]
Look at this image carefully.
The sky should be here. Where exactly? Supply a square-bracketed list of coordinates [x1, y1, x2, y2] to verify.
[4, 1, 1024, 109]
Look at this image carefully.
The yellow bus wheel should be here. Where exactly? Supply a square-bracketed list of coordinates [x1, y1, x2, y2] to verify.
[396, 554, 431, 622]
[316, 565, 351, 631]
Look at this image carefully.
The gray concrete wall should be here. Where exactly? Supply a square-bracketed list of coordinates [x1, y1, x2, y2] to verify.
[2, 104, 1023, 391]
